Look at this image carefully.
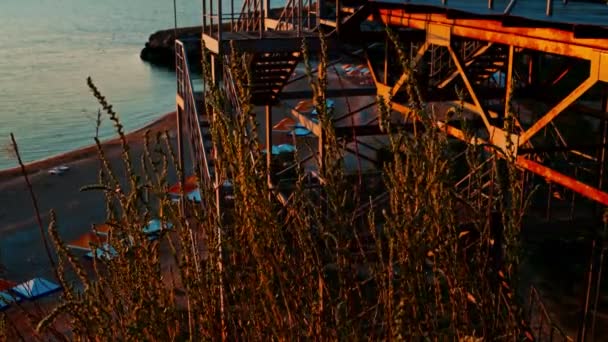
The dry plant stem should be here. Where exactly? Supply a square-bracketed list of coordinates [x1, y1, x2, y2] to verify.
[9, 133, 57, 273]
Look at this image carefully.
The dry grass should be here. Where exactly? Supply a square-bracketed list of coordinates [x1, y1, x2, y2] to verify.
[1, 32, 534, 341]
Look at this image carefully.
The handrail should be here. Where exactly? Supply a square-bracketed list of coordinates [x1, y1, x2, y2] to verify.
[176, 40, 213, 184]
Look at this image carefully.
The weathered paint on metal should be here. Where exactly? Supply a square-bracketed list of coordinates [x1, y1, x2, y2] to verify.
[376, 10, 608, 59]
[516, 156, 608, 206]
[447, 45, 491, 131]
[518, 76, 597, 146]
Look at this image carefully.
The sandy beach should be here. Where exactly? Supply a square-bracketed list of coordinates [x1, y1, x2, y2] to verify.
[0, 111, 177, 282]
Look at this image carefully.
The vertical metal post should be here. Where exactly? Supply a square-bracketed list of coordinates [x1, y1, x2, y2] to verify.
[266, 105, 273, 188]
[504, 45, 514, 120]
[528, 53, 536, 86]
[210, 0, 214, 37]
[579, 240, 597, 342]
[488, 0, 494, 9]
[335, 0, 341, 33]
[217, 0, 222, 42]
[299, 0, 304, 36]
[203, 0, 207, 34]
[317, 0, 325, 25]
[230, 0, 234, 31]
[384, 35, 389, 85]
[211, 55, 218, 84]
[599, 87, 608, 191]
[546, 0, 553, 16]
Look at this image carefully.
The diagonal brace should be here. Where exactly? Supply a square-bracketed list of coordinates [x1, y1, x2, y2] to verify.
[519, 75, 597, 146]
[391, 41, 430, 96]
[448, 44, 491, 132]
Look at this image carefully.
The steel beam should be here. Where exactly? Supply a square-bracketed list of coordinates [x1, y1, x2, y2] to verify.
[377, 10, 608, 60]
[519, 76, 597, 146]
[447, 45, 492, 131]
[516, 157, 608, 207]
[280, 87, 377, 99]
[504, 45, 514, 118]
[392, 41, 430, 94]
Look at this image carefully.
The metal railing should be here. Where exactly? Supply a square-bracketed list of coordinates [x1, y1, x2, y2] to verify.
[176, 40, 213, 184]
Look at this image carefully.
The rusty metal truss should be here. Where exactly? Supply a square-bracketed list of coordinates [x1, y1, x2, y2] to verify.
[174, 0, 608, 339]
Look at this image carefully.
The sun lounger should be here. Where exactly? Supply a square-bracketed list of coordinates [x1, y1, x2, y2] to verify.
[11, 277, 61, 300]
[85, 243, 118, 261]
[272, 117, 296, 131]
[142, 219, 174, 235]
[66, 232, 108, 252]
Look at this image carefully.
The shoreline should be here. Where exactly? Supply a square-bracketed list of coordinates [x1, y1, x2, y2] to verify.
[0, 111, 177, 182]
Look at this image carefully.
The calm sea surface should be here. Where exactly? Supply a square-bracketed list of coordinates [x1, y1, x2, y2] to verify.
[0, 0, 202, 169]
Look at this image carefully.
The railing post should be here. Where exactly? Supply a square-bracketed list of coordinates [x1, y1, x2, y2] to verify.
[317, 0, 325, 25]
[488, 0, 493, 10]
[546, 0, 553, 16]
[218, 0, 223, 42]
[266, 105, 273, 193]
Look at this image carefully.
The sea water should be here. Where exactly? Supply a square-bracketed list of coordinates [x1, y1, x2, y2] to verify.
[0, 0, 202, 169]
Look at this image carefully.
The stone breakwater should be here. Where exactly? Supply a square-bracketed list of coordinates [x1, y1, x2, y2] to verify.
[140, 26, 203, 68]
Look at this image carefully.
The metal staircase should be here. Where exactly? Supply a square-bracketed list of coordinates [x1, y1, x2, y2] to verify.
[176, 40, 214, 185]
[249, 51, 302, 105]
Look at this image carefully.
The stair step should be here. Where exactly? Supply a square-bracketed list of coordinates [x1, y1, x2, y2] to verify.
[258, 53, 300, 61]
[254, 61, 297, 68]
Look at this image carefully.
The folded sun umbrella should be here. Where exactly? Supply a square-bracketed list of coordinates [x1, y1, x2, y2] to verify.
[295, 99, 314, 112]
[11, 277, 61, 299]
[272, 117, 296, 131]
[168, 175, 199, 195]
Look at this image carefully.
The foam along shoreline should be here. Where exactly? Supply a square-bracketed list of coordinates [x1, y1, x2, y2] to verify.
[0, 111, 176, 182]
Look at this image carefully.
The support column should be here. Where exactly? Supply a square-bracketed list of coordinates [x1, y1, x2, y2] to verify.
[266, 105, 273, 187]
[504, 45, 514, 121]
[176, 106, 186, 216]
[316, 0, 325, 25]
[384, 36, 389, 85]
[211, 55, 218, 84]
[599, 87, 608, 191]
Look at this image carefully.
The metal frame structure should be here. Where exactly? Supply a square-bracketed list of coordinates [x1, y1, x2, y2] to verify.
[174, 0, 608, 339]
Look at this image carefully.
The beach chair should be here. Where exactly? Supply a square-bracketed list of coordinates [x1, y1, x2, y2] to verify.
[142, 219, 174, 236]
[66, 232, 108, 252]
[85, 243, 119, 261]
[11, 277, 61, 300]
